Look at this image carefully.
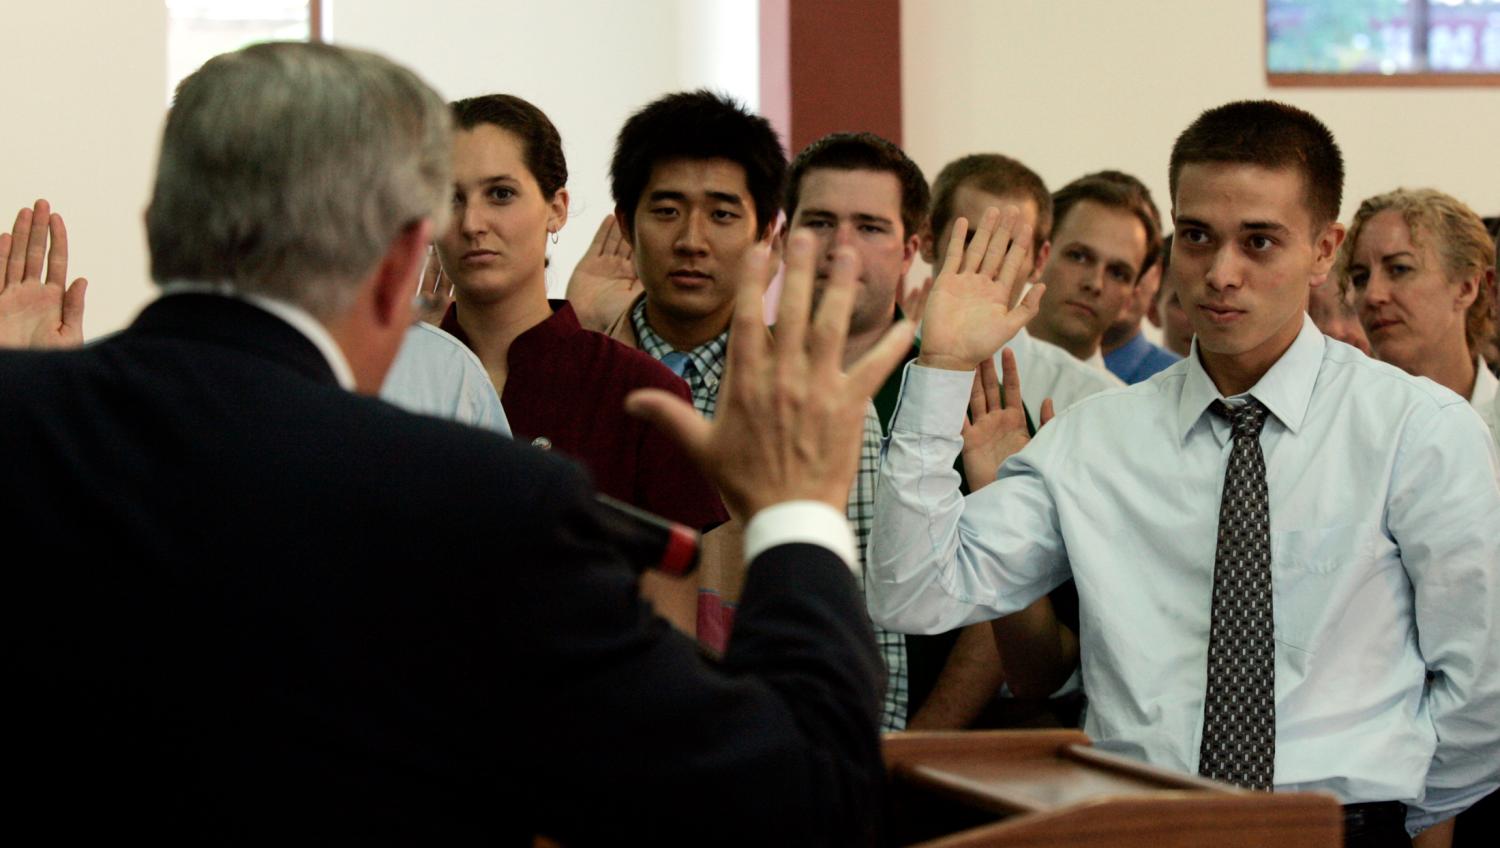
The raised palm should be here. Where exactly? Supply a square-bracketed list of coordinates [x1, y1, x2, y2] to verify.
[961, 348, 1055, 491]
[566, 214, 641, 333]
[0, 199, 87, 350]
[918, 206, 1042, 372]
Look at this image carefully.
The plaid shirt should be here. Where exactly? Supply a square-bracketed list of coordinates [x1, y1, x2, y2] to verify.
[853, 401, 908, 731]
[633, 299, 908, 730]
[632, 300, 727, 418]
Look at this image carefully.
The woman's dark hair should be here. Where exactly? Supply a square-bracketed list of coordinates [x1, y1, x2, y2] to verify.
[450, 94, 567, 198]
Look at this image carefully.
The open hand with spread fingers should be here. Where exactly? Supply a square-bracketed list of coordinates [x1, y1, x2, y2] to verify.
[626, 230, 915, 518]
[566, 214, 642, 332]
[0, 199, 88, 349]
[916, 205, 1041, 372]
[961, 348, 1055, 491]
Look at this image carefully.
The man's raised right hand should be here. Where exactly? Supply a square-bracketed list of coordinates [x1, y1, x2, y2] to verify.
[916, 206, 1042, 372]
[625, 231, 914, 519]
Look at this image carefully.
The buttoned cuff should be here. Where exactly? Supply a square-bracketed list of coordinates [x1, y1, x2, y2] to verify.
[744, 501, 858, 574]
[891, 361, 975, 436]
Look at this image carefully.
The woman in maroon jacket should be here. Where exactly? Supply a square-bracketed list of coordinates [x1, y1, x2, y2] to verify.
[430, 94, 728, 636]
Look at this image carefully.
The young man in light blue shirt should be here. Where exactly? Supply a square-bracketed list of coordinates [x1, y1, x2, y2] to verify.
[870, 100, 1500, 846]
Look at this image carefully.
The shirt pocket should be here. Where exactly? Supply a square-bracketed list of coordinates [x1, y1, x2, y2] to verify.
[1270, 521, 1383, 653]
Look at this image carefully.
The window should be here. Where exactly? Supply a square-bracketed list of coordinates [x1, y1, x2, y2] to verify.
[1267, 0, 1500, 85]
[167, 0, 324, 101]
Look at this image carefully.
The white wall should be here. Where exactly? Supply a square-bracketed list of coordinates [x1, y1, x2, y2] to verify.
[334, 0, 760, 297]
[903, 0, 1500, 249]
[0, 1, 167, 338]
[0, 0, 758, 337]
[16, 1, 1494, 336]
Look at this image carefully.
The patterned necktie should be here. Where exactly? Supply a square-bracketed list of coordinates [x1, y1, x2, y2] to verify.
[1198, 398, 1276, 791]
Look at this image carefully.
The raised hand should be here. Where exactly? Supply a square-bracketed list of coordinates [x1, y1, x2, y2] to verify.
[566, 214, 641, 332]
[916, 206, 1042, 372]
[0, 199, 88, 349]
[961, 348, 1053, 491]
[626, 231, 915, 518]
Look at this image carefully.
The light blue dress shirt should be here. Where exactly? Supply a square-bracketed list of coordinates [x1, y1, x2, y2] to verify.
[380, 323, 510, 436]
[870, 316, 1500, 831]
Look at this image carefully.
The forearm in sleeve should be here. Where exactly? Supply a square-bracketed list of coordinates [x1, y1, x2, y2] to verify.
[1392, 405, 1500, 831]
[868, 362, 1067, 635]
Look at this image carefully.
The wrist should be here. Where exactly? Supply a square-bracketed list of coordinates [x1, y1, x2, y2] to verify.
[743, 500, 857, 572]
[916, 352, 980, 372]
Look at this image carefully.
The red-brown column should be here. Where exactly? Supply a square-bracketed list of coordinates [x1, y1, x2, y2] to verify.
[760, 0, 903, 154]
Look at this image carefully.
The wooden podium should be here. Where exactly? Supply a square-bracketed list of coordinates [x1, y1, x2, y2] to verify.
[884, 730, 1342, 847]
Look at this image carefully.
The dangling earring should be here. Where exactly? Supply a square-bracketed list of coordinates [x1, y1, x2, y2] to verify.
[549, 230, 559, 245]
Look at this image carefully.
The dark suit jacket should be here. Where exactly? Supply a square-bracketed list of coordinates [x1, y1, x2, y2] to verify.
[2, 294, 884, 845]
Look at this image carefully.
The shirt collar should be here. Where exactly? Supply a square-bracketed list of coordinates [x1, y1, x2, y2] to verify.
[1471, 357, 1498, 407]
[1084, 347, 1110, 373]
[1176, 313, 1324, 443]
[631, 298, 729, 388]
[443, 299, 581, 357]
[158, 282, 356, 390]
[1005, 326, 1035, 355]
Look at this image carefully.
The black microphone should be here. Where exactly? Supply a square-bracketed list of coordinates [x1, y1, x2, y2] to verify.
[590, 494, 700, 577]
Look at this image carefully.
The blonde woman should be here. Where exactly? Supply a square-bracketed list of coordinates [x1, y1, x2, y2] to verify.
[1338, 188, 1497, 438]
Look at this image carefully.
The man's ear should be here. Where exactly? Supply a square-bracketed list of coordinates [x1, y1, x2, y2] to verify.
[901, 231, 920, 276]
[760, 210, 786, 245]
[1310, 221, 1347, 280]
[918, 220, 937, 264]
[372, 218, 432, 329]
[614, 207, 633, 248]
[1031, 239, 1052, 282]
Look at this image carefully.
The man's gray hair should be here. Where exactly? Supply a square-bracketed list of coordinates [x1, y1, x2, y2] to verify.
[146, 42, 452, 319]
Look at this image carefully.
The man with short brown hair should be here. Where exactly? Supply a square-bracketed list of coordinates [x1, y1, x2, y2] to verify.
[873, 100, 1500, 847]
[921, 154, 1122, 414]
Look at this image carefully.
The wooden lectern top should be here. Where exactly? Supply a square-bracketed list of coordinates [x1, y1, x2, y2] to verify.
[884, 730, 1342, 848]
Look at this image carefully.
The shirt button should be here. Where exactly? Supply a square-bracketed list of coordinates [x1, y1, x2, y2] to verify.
[531, 436, 552, 450]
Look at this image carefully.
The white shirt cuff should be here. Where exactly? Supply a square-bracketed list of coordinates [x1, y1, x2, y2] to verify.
[891, 361, 975, 436]
[744, 500, 858, 574]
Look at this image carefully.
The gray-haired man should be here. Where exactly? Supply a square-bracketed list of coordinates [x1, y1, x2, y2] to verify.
[3, 41, 910, 843]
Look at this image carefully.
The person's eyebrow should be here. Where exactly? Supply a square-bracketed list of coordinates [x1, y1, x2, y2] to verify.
[852, 212, 895, 227]
[1240, 220, 1291, 236]
[456, 174, 515, 191]
[796, 209, 895, 228]
[1380, 251, 1417, 262]
[647, 189, 747, 207]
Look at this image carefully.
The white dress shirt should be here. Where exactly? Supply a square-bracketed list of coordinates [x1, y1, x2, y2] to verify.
[871, 317, 1500, 830]
[1471, 358, 1498, 446]
[381, 322, 511, 436]
[1004, 327, 1123, 413]
[1084, 348, 1109, 373]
